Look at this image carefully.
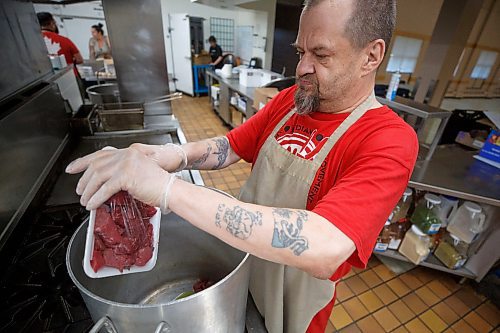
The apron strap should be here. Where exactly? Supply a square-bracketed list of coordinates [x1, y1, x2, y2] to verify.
[269, 107, 297, 138]
[313, 92, 377, 163]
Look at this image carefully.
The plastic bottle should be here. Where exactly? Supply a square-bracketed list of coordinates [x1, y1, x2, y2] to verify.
[374, 221, 392, 252]
[398, 225, 431, 264]
[388, 218, 410, 250]
[386, 71, 401, 101]
[411, 193, 443, 235]
[390, 188, 413, 223]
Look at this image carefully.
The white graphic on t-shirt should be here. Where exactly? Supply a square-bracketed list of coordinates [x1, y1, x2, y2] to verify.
[44, 36, 61, 55]
[276, 129, 327, 160]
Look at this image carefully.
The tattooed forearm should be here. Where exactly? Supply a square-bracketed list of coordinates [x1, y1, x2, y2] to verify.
[271, 208, 309, 256]
[215, 204, 263, 239]
[190, 142, 212, 169]
[211, 137, 229, 170]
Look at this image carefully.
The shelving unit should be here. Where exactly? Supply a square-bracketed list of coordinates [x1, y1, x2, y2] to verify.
[376, 145, 499, 282]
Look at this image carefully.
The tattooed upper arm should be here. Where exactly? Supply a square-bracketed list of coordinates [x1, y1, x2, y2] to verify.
[271, 208, 309, 256]
[190, 142, 212, 169]
[211, 137, 230, 170]
[215, 204, 263, 239]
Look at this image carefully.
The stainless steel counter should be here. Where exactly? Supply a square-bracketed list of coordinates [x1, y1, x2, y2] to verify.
[410, 145, 500, 206]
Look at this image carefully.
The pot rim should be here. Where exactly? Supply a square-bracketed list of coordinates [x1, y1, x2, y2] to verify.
[66, 219, 250, 308]
[86, 83, 119, 95]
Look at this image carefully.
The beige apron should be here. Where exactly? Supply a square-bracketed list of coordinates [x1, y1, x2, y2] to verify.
[239, 93, 376, 333]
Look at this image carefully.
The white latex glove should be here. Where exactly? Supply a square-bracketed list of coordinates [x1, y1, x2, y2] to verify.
[129, 143, 187, 172]
[65, 146, 176, 212]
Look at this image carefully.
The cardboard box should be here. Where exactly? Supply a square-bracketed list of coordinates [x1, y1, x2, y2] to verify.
[259, 70, 283, 86]
[253, 87, 279, 111]
[193, 54, 211, 65]
[455, 131, 485, 149]
[237, 96, 247, 112]
[239, 68, 261, 87]
[231, 108, 245, 127]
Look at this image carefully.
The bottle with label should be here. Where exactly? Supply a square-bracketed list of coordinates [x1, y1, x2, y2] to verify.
[374, 221, 391, 252]
[388, 218, 410, 250]
[411, 193, 443, 235]
[386, 71, 401, 101]
[434, 239, 467, 270]
[390, 188, 413, 223]
[398, 225, 431, 264]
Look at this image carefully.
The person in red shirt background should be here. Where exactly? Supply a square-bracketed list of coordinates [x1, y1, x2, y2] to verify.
[37, 12, 83, 66]
[66, 0, 418, 332]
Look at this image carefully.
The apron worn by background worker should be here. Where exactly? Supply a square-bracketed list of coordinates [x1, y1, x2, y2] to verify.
[239, 93, 376, 333]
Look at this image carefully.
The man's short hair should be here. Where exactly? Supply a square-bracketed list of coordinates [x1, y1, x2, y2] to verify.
[208, 36, 217, 43]
[37, 12, 54, 27]
[303, 0, 396, 51]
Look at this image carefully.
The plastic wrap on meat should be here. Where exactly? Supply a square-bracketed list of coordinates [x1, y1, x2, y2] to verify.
[91, 191, 156, 273]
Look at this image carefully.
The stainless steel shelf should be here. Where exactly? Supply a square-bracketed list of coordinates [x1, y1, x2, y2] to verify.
[375, 249, 477, 280]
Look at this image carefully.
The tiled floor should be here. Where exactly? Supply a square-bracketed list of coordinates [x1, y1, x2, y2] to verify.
[171, 95, 500, 333]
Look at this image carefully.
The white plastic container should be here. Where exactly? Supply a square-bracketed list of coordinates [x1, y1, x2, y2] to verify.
[83, 207, 161, 278]
[398, 225, 431, 265]
[239, 68, 262, 87]
[447, 201, 486, 244]
[259, 70, 283, 86]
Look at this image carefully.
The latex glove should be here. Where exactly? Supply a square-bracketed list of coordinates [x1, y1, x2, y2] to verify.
[130, 143, 187, 172]
[65, 146, 175, 212]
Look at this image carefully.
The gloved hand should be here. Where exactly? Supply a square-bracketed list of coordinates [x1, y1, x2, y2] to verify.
[129, 143, 187, 172]
[65, 146, 176, 212]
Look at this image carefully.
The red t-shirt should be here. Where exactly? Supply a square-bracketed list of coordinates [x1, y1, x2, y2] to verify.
[227, 86, 418, 332]
[42, 30, 80, 65]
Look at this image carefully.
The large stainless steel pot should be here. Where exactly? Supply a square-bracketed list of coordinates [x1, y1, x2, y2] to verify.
[67, 212, 250, 333]
[87, 84, 120, 105]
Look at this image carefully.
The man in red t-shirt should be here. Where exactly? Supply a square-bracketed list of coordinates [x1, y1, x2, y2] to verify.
[37, 12, 83, 66]
[67, 0, 418, 332]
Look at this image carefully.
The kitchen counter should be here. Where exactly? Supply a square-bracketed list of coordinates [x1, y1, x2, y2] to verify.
[410, 145, 500, 206]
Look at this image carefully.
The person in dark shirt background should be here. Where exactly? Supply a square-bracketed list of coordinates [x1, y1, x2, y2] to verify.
[208, 36, 224, 69]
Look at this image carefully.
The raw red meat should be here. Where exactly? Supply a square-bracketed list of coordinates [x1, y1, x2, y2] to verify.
[193, 279, 214, 293]
[91, 192, 156, 273]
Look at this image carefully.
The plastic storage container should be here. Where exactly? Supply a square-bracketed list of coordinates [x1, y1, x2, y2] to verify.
[411, 193, 443, 235]
[447, 201, 486, 244]
[436, 195, 459, 227]
[434, 239, 467, 269]
[389, 188, 413, 223]
[398, 225, 431, 264]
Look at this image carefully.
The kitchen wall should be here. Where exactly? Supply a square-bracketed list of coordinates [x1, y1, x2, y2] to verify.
[377, 0, 500, 99]
[160, 0, 274, 72]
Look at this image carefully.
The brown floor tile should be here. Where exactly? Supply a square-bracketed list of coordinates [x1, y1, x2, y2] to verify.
[373, 307, 401, 332]
[359, 269, 383, 288]
[443, 329, 456, 333]
[415, 285, 441, 307]
[336, 281, 355, 303]
[342, 297, 369, 321]
[373, 283, 398, 305]
[454, 287, 485, 309]
[388, 300, 416, 324]
[400, 271, 424, 289]
[338, 323, 362, 333]
[387, 277, 412, 297]
[463, 311, 493, 333]
[451, 320, 477, 333]
[440, 276, 462, 294]
[344, 276, 370, 295]
[475, 301, 500, 328]
[444, 294, 471, 317]
[427, 280, 452, 299]
[325, 319, 335, 333]
[392, 326, 410, 333]
[413, 267, 439, 284]
[358, 290, 384, 313]
[431, 301, 460, 325]
[330, 304, 353, 330]
[372, 263, 397, 282]
[351, 266, 365, 274]
[405, 317, 433, 333]
[419, 309, 448, 333]
[356, 315, 386, 333]
[367, 256, 381, 268]
[402, 292, 428, 315]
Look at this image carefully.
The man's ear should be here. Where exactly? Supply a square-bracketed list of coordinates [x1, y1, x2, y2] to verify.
[360, 39, 385, 77]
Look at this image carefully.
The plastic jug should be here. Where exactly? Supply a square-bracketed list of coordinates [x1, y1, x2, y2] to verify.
[436, 195, 459, 227]
[399, 225, 431, 264]
[221, 64, 233, 78]
[434, 238, 467, 270]
[411, 193, 442, 235]
[389, 188, 413, 223]
[447, 201, 486, 244]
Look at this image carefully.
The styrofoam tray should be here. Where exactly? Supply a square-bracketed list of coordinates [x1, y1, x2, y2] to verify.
[83, 207, 161, 278]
